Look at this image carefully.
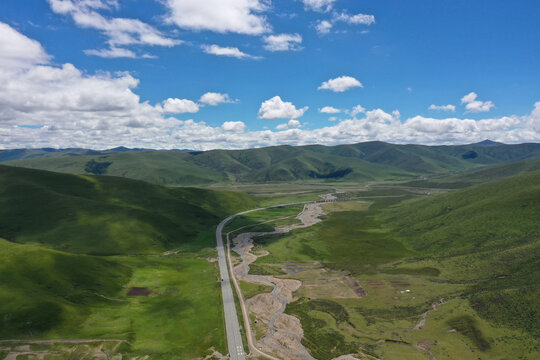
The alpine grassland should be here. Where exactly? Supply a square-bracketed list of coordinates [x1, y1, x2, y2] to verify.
[248, 173, 540, 359]
[6, 141, 540, 186]
[0, 165, 257, 359]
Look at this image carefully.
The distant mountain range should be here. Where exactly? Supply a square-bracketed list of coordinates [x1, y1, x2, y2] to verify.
[3, 140, 540, 186]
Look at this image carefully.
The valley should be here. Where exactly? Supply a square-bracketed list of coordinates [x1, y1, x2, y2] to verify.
[0, 141, 539, 360]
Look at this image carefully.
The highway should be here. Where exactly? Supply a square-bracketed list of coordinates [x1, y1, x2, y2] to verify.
[216, 214, 246, 360]
[216, 202, 312, 360]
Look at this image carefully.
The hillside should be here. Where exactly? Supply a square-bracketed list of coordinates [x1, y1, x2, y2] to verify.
[245, 171, 539, 359]
[5, 141, 540, 186]
[0, 165, 256, 254]
[402, 156, 540, 189]
[0, 165, 257, 357]
[380, 171, 540, 337]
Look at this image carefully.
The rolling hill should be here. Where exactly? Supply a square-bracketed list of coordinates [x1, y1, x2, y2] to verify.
[0, 165, 256, 254]
[381, 170, 540, 337]
[5, 141, 540, 186]
[0, 165, 257, 355]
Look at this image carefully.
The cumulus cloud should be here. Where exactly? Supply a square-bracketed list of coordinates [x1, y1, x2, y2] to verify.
[429, 104, 456, 112]
[318, 76, 363, 92]
[302, 0, 336, 13]
[47, 0, 180, 58]
[277, 119, 301, 130]
[164, 0, 270, 35]
[158, 98, 199, 114]
[222, 121, 246, 132]
[350, 105, 366, 116]
[1, 23, 539, 151]
[263, 33, 302, 52]
[0, 23, 51, 68]
[199, 92, 235, 106]
[315, 20, 333, 35]
[202, 44, 259, 59]
[258, 96, 308, 120]
[461, 92, 495, 113]
[319, 106, 341, 114]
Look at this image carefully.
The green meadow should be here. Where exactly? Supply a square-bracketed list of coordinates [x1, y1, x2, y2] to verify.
[248, 172, 540, 359]
[0, 165, 257, 359]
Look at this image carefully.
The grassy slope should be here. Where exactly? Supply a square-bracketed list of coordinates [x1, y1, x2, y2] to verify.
[0, 165, 255, 255]
[403, 156, 540, 189]
[0, 165, 257, 358]
[249, 175, 539, 359]
[7, 141, 540, 186]
[0, 238, 130, 338]
[381, 170, 540, 337]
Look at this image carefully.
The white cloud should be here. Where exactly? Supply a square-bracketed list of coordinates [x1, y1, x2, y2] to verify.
[158, 98, 199, 114]
[277, 119, 301, 130]
[302, 0, 336, 12]
[429, 104, 456, 112]
[529, 102, 540, 132]
[164, 0, 270, 35]
[1, 23, 539, 151]
[47, 0, 181, 57]
[263, 33, 302, 52]
[84, 46, 139, 58]
[461, 92, 495, 113]
[222, 121, 246, 132]
[199, 92, 235, 106]
[351, 105, 366, 116]
[201, 44, 259, 59]
[319, 106, 341, 114]
[318, 76, 363, 92]
[258, 96, 308, 120]
[0, 23, 51, 68]
[315, 11, 375, 35]
[334, 12, 376, 25]
[315, 20, 333, 35]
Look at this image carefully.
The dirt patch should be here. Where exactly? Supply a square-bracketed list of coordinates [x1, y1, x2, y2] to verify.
[127, 287, 152, 297]
[345, 275, 367, 297]
[247, 293, 282, 322]
[201, 347, 228, 360]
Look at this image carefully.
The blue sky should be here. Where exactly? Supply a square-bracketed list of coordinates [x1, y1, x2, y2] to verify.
[0, 0, 539, 149]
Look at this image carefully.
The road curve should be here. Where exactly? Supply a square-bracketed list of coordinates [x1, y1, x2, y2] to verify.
[216, 202, 311, 360]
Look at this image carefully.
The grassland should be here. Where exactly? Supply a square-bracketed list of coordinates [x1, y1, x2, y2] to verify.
[7, 141, 540, 186]
[0, 165, 259, 359]
[0, 165, 256, 254]
[247, 175, 540, 359]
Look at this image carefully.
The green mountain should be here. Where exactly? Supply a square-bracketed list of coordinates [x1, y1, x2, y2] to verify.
[0, 165, 255, 353]
[381, 170, 540, 336]
[403, 156, 540, 188]
[5, 141, 540, 186]
[0, 165, 255, 255]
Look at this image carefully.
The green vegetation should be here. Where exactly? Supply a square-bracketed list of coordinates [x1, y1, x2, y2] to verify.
[286, 298, 358, 360]
[446, 315, 491, 351]
[249, 171, 540, 359]
[0, 165, 258, 359]
[84, 159, 112, 174]
[239, 281, 273, 300]
[0, 165, 256, 254]
[7, 141, 540, 186]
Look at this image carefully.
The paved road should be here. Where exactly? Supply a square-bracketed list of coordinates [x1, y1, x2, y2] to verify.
[216, 214, 246, 360]
[216, 202, 312, 360]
